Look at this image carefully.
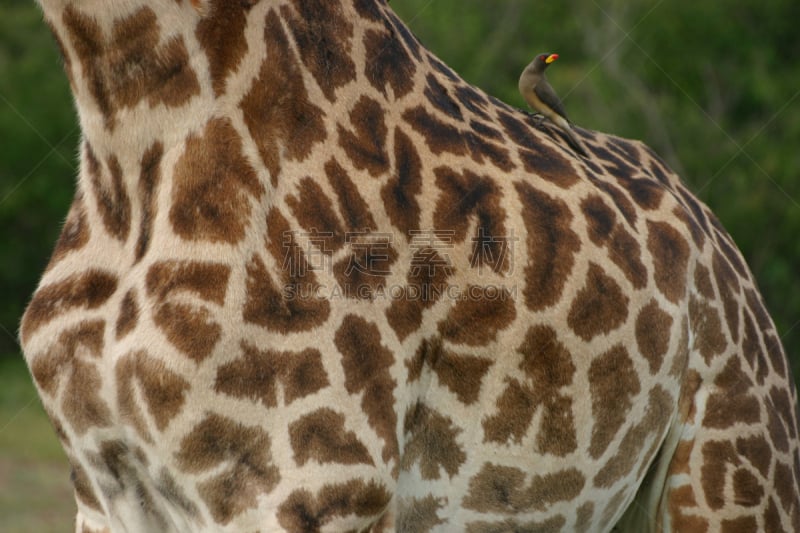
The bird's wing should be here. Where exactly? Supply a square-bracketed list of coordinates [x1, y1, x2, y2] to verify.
[534, 79, 570, 122]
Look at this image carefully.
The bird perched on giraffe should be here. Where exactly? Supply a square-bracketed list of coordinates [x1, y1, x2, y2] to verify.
[519, 52, 588, 157]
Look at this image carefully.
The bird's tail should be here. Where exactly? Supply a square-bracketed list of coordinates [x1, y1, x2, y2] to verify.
[553, 116, 588, 157]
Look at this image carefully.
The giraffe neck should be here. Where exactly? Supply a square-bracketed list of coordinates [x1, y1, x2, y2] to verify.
[39, 0, 410, 187]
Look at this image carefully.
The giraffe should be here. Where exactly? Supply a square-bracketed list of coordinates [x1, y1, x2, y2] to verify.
[20, 0, 800, 531]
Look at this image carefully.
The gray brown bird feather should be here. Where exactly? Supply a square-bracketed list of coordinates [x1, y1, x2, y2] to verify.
[519, 53, 587, 157]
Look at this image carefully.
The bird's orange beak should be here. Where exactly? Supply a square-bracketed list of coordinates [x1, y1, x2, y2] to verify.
[546, 54, 559, 64]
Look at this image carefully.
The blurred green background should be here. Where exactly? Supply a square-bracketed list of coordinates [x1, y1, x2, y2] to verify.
[1, 0, 798, 530]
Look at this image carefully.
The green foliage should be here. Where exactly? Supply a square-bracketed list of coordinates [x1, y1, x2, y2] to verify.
[0, 1, 797, 388]
[0, 2, 79, 356]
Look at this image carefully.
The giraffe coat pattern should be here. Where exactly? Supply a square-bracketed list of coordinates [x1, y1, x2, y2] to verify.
[21, 0, 800, 531]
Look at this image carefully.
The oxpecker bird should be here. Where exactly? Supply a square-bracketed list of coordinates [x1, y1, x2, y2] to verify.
[519, 53, 587, 157]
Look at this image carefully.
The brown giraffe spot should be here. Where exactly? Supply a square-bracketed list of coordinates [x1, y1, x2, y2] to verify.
[153, 302, 222, 363]
[288, 408, 373, 467]
[469, 131, 515, 171]
[396, 496, 444, 533]
[703, 357, 761, 429]
[592, 179, 638, 228]
[484, 325, 577, 456]
[382, 128, 422, 235]
[567, 263, 629, 341]
[277, 479, 392, 533]
[519, 143, 581, 189]
[387, 10, 423, 61]
[424, 73, 463, 121]
[116, 350, 190, 440]
[515, 182, 581, 311]
[403, 105, 466, 156]
[325, 157, 378, 232]
[647, 220, 690, 303]
[60, 6, 111, 121]
[240, 9, 326, 183]
[386, 247, 452, 341]
[46, 193, 90, 270]
[62, 6, 199, 128]
[333, 235, 398, 299]
[575, 501, 594, 533]
[175, 413, 280, 524]
[689, 296, 727, 364]
[769, 386, 798, 441]
[720, 516, 758, 533]
[36, 322, 111, 435]
[455, 85, 491, 120]
[433, 166, 509, 273]
[214, 342, 329, 407]
[405, 336, 439, 383]
[363, 25, 417, 99]
[736, 434, 772, 478]
[146, 260, 230, 361]
[431, 349, 493, 405]
[619, 175, 665, 212]
[764, 497, 782, 532]
[353, 0, 383, 21]
[85, 145, 131, 242]
[694, 263, 715, 299]
[146, 260, 230, 305]
[21, 270, 117, 343]
[635, 299, 673, 374]
[115, 289, 139, 339]
[338, 95, 390, 177]
[588, 345, 641, 459]
[499, 111, 581, 188]
[244, 208, 331, 332]
[243, 253, 331, 333]
[732, 468, 765, 508]
[673, 204, 706, 249]
[281, 0, 356, 102]
[466, 516, 567, 533]
[581, 194, 648, 289]
[713, 250, 742, 343]
[134, 142, 163, 262]
[70, 458, 102, 511]
[582, 194, 616, 243]
[436, 287, 516, 346]
[107, 8, 200, 109]
[463, 462, 585, 513]
[286, 177, 346, 252]
[401, 402, 466, 480]
[335, 315, 398, 464]
[196, 0, 253, 96]
[593, 386, 673, 488]
[470, 118, 504, 142]
[667, 484, 709, 532]
[701, 440, 740, 510]
[742, 313, 769, 385]
[170, 117, 263, 243]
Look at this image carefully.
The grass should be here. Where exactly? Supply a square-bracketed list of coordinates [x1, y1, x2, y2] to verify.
[0, 355, 75, 533]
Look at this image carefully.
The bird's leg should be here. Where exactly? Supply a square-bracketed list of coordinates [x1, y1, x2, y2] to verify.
[530, 113, 547, 128]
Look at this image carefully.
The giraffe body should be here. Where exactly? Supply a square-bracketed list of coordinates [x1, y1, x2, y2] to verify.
[22, 1, 800, 531]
